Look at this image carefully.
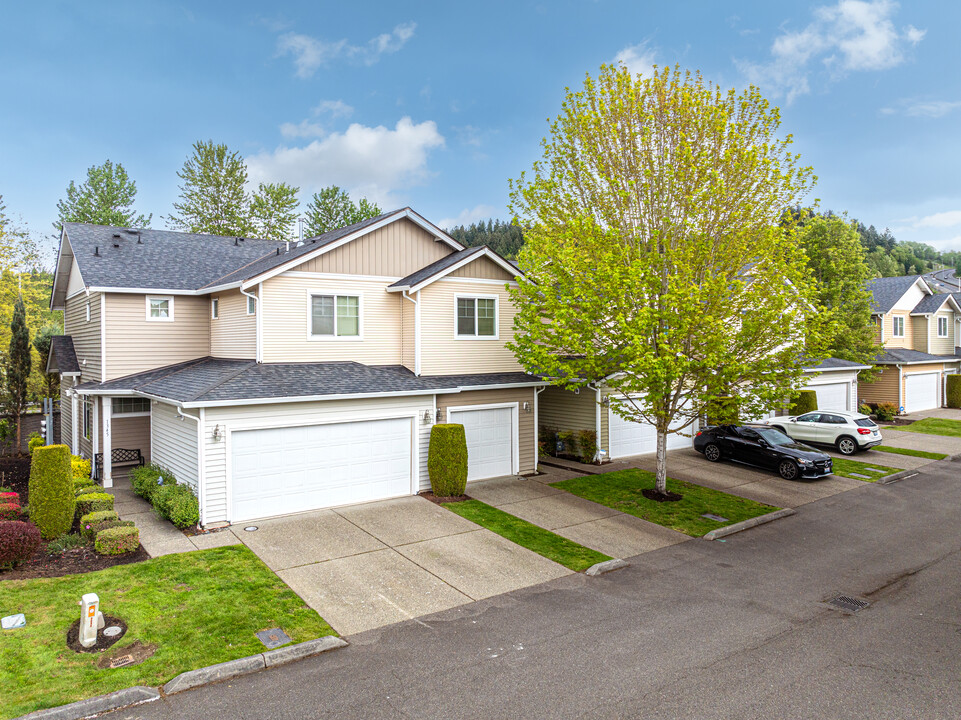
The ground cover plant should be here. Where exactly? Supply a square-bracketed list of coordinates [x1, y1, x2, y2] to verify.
[871, 446, 947, 461]
[0, 545, 336, 717]
[829, 457, 899, 482]
[551, 469, 778, 537]
[442, 499, 611, 572]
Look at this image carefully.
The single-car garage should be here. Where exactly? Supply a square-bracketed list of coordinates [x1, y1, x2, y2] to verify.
[229, 417, 413, 522]
[810, 382, 850, 412]
[447, 405, 518, 481]
[905, 372, 940, 413]
[609, 401, 696, 460]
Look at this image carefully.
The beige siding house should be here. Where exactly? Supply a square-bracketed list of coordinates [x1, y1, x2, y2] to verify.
[48, 209, 544, 527]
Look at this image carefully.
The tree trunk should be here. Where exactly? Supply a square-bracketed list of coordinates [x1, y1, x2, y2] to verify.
[655, 428, 667, 494]
[15, 413, 21, 455]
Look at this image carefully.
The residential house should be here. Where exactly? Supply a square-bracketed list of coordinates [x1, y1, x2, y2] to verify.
[859, 275, 961, 412]
[46, 209, 545, 526]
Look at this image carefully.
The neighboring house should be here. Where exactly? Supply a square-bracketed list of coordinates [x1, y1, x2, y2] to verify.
[859, 275, 961, 412]
[46, 209, 545, 526]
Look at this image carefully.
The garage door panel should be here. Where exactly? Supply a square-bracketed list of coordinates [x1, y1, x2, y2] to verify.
[609, 400, 697, 460]
[905, 373, 939, 413]
[449, 407, 515, 482]
[811, 382, 849, 412]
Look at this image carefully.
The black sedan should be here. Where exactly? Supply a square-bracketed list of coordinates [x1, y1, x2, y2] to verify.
[693, 424, 833, 481]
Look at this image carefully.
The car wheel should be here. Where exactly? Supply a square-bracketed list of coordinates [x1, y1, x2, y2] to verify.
[836, 436, 857, 456]
[778, 460, 799, 481]
[704, 443, 722, 462]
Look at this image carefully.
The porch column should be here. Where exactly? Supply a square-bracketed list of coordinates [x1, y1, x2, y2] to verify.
[102, 397, 112, 489]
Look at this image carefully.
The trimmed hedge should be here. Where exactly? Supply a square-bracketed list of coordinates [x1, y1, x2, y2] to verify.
[95, 525, 139, 555]
[75, 485, 103, 497]
[947, 375, 961, 409]
[71, 456, 92, 480]
[80, 510, 121, 540]
[428, 424, 469, 497]
[0, 502, 23, 521]
[0, 520, 41, 568]
[80, 509, 119, 526]
[706, 396, 738, 425]
[73, 476, 96, 493]
[130, 463, 177, 503]
[790, 390, 818, 416]
[28, 444, 74, 540]
[75, 492, 114, 519]
[27, 436, 44, 455]
[153, 483, 200, 529]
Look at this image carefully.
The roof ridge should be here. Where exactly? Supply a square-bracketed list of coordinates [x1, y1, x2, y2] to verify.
[199, 246, 287, 289]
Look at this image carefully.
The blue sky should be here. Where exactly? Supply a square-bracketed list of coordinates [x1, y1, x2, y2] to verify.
[1, 1, 959, 256]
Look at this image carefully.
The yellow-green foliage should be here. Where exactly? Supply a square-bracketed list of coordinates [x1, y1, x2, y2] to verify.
[790, 390, 818, 416]
[28, 444, 74, 540]
[70, 456, 91, 479]
[428, 424, 469, 497]
[94, 525, 139, 555]
[27, 436, 44, 454]
[947, 375, 961, 409]
[75, 492, 114, 519]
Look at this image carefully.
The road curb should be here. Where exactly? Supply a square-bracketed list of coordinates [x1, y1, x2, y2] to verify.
[879, 468, 920, 484]
[15, 686, 160, 720]
[702, 508, 796, 541]
[263, 635, 348, 667]
[586, 558, 629, 576]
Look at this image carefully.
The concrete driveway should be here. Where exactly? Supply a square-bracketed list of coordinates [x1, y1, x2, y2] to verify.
[230, 496, 571, 636]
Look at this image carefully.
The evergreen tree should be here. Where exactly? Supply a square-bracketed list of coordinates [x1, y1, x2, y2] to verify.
[168, 141, 252, 236]
[446, 219, 525, 259]
[4, 294, 31, 450]
[32, 324, 60, 400]
[303, 186, 381, 236]
[55, 160, 151, 230]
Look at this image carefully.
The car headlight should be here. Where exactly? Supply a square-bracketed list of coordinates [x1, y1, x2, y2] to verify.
[797, 458, 810, 465]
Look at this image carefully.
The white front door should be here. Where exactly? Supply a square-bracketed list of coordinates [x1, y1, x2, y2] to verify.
[448, 406, 516, 481]
[905, 372, 940, 413]
[811, 382, 850, 412]
[608, 401, 697, 460]
[230, 417, 413, 522]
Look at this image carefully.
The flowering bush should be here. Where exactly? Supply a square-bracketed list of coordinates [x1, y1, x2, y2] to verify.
[70, 456, 92, 479]
[0, 502, 23, 521]
[80, 510, 120, 540]
[0, 491, 19, 504]
[95, 525, 139, 555]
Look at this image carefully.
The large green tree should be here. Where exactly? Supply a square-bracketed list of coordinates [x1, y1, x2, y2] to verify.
[508, 65, 820, 496]
[168, 141, 254, 236]
[447, 219, 525, 259]
[4, 294, 31, 449]
[303, 186, 381, 236]
[249, 182, 300, 242]
[55, 160, 152, 230]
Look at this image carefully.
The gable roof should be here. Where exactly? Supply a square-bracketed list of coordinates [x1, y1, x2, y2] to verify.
[910, 292, 961, 315]
[46, 336, 80, 375]
[801, 357, 872, 372]
[386, 245, 519, 293]
[866, 275, 930, 314]
[875, 348, 956, 364]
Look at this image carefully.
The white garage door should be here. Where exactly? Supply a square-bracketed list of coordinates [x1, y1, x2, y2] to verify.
[811, 382, 850, 412]
[448, 406, 515, 481]
[230, 417, 412, 522]
[609, 402, 696, 460]
[905, 373, 940, 413]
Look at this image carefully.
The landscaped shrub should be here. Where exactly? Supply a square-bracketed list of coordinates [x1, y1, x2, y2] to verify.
[130, 463, 177, 503]
[27, 436, 45, 455]
[577, 430, 598, 464]
[0, 491, 19, 504]
[557, 430, 577, 456]
[28, 444, 74, 540]
[75, 492, 114, 519]
[73, 476, 96, 493]
[75, 485, 103, 497]
[47, 532, 86, 554]
[85, 518, 134, 542]
[874, 402, 897, 422]
[80, 510, 120, 540]
[789, 390, 818, 416]
[95, 525, 140, 555]
[947, 375, 961, 409]
[428, 424, 469, 497]
[153, 483, 199, 529]
[0, 502, 23, 521]
[71, 456, 92, 480]
[858, 403, 873, 416]
[0, 520, 41, 568]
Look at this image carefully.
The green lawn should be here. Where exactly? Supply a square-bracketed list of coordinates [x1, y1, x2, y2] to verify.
[830, 457, 899, 482]
[550, 470, 778, 537]
[442, 499, 611, 572]
[0, 545, 334, 718]
[871, 445, 948, 461]
[893, 418, 961, 438]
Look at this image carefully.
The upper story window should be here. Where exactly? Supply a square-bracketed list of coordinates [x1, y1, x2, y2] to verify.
[892, 316, 905, 337]
[456, 296, 498, 339]
[247, 295, 256, 315]
[146, 295, 174, 322]
[112, 397, 150, 415]
[937, 316, 948, 337]
[310, 294, 360, 338]
[211, 298, 219, 319]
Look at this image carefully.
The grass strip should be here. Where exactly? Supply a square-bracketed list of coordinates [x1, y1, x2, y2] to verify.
[892, 418, 961, 438]
[830, 457, 900, 482]
[872, 445, 948, 460]
[0, 545, 335, 718]
[551, 469, 778, 538]
[441, 499, 611, 572]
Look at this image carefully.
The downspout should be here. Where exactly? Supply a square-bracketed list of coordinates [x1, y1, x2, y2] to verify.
[898, 364, 904, 413]
[177, 407, 205, 528]
[533, 386, 545, 469]
[239, 285, 261, 363]
[588, 382, 603, 463]
[402, 290, 421, 376]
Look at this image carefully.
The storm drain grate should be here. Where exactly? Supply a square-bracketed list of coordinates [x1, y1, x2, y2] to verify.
[826, 595, 870, 613]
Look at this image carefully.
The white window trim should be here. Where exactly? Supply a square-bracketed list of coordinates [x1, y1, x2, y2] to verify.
[937, 316, 948, 337]
[145, 295, 175, 322]
[246, 294, 257, 316]
[85, 302, 91, 322]
[211, 297, 219, 320]
[82, 399, 93, 441]
[454, 294, 500, 340]
[892, 315, 905, 337]
[306, 291, 364, 341]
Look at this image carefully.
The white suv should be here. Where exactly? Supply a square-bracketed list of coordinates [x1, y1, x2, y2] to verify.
[761, 411, 882, 456]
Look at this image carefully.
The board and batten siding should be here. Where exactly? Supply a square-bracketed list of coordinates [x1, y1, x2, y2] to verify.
[295, 218, 452, 277]
[201, 395, 433, 525]
[449, 256, 516, 281]
[150, 401, 199, 492]
[858, 367, 900, 406]
[104, 294, 210, 380]
[210, 288, 256, 359]
[435, 387, 537, 476]
[418, 279, 523, 375]
[261, 276, 404, 364]
[111, 415, 151, 463]
[929, 310, 957, 356]
[63, 293, 102, 382]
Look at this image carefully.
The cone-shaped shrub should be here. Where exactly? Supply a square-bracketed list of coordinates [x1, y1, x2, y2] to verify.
[428, 423, 469, 497]
[789, 390, 818, 416]
[28, 444, 74, 540]
[947, 375, 961, 409]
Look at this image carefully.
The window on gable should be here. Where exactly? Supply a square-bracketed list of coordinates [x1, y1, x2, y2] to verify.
[247, 295, 256, 315]
[938, 316, 948, 337]
[86, 302, 91, 322]
[113, 397, 150, 415]
[456, 297, 497, 338]
[147, 296, 173, 321]
[211, 298, 219, 319]
[892, 316, 905, 337]
[310, 295, 360, 337]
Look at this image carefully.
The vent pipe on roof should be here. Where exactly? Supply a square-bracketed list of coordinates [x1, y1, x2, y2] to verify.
[137, 233, 143, 244]
[234, 238, 238, 246]
[297, 217, 304, 247]
[94, 246, 99, 256]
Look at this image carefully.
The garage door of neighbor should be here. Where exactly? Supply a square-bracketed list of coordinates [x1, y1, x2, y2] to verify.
[230, 417, 412, 522]
[448, 406, 515, 482]
[905, 373, 940, 413]
[609, 402, 697, 460]
[811, 382, 850, 412]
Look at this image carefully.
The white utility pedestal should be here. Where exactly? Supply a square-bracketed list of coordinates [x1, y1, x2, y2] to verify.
[79, 593, 104, 648]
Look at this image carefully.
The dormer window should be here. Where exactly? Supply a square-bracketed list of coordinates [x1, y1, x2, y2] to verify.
[892, 316, 904, 337]
[146, 296, 174, 322]
[938, 316, 948, 337]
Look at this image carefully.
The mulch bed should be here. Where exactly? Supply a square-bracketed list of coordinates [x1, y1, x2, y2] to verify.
[419, 491, 472, 504]
[66, 614, 128, 653]
[641, 489, 683, 503]
[0, 455, 33, 504]
[0, 543, 149, 581]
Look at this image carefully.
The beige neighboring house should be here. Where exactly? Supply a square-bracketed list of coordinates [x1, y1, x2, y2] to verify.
[46, 209, 544, 526]
[859, 275, 961, 413]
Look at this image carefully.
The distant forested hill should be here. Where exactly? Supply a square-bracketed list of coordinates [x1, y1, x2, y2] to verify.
[445, 219, 524, 259]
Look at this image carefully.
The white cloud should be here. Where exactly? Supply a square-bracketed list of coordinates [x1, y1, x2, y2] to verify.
[277, 22, 416, 78]
[247, 117, 445, 207]
[614, 41, 658, 78]
[314, 99, 353, 118]
[881, 99, 961, 118]
[914, 211, 961, 229]
[279, 120, 327, 139]
[437, 205, 501, 230]
[738, 1, 924, 103]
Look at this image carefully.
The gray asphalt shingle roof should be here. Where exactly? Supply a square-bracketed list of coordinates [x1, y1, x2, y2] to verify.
[910, 293, 953, 314]
[389, 246, 485, 289]
[49, 336, 79, 374]
[875, 348, 956, 364]
[866, 275, 924, 314]
[801, 357, 872, 371]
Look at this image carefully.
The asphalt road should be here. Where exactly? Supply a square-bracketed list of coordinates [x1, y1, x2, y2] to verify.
[110, 459, 961, 720]
[926, 269, 960, 293]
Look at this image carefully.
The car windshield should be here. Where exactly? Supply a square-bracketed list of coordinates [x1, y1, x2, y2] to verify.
[855, 418, 877, 428]
[756, 428, 795, 446]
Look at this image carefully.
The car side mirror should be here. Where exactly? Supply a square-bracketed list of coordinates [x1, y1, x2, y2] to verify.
[790, 418, 797, 422]
[757, 438, 768, 447]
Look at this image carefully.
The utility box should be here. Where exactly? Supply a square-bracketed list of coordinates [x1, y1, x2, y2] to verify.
[79, 593, 104, 648]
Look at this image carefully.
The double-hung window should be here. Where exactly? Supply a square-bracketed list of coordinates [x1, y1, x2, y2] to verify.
[310, 294, 360, 338]
[456, 296, 497, 338]
[82, 400, 93, 441]
[146, 296, 173, 321]
[938, 316, 948, 337]
[892, 316, 905, 337]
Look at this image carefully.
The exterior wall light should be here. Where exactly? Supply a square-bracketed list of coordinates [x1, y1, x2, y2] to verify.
[211, 424, 222, 441]
[523, 401, 531, 413]
[423, 410, 433, 424]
